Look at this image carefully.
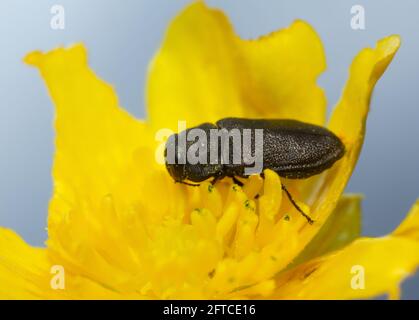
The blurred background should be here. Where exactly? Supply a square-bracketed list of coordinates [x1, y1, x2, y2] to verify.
[0, 0, 418, 298]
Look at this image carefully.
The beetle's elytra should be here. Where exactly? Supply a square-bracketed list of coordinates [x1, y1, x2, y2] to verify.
[164, 117, 346, 224]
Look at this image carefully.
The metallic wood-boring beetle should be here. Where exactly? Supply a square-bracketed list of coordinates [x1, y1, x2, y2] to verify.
[164, 118, 345, 224]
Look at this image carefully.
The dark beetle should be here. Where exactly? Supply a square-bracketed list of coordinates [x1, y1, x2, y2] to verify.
[164, 118, 345, 224]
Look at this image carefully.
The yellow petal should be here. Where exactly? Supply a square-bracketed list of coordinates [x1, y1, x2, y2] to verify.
[24, 44, 151, 240]
[393, 200, 419, 241]
[274, 199, 419, 300]
[25, 44, 148, 208]
[295, 35, 400, 252]
[292, 194, 362, 267]
[329, 35, 401, 140]
[24, 45, 161, 291]
[0, 229, 146, 299]
[238, 20, 326, 125]
[147, 1, 326, 132]
[275, 237, 419, 299]
[0, 228, 50, 299]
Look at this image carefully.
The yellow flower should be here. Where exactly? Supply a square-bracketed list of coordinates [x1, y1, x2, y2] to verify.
[1, 2, 418, 299]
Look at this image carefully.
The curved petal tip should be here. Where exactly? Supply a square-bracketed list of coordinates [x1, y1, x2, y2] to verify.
[23, 43, 87, 69]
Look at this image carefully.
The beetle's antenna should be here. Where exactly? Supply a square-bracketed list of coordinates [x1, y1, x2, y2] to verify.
[281, 184, 314, 225]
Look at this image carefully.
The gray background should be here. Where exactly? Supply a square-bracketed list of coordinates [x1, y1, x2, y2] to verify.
[0, 0, 418, 298]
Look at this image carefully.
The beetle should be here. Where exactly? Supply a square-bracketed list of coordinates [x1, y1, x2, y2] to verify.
[164, 117, 345, 224]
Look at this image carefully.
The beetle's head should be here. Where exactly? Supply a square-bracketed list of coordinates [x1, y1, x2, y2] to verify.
[164, 133, 187, 182]
[164, 124, 223, 183]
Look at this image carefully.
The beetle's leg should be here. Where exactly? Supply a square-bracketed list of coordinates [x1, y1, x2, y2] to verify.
[210, 177, 219, 185]
[176, 181, 200, 187]
[281, 184, 314, 225]
[232, 176, 244, 187]
[210, 173, 227, 185]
